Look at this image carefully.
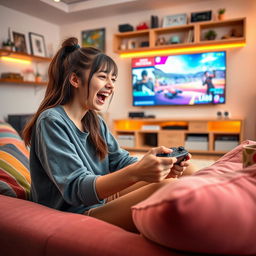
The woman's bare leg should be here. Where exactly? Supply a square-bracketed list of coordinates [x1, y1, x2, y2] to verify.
[86, 179, 176, 233]
[182, 162, 198, 176]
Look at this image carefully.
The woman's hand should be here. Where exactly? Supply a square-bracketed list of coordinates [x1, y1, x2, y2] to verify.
[166, 153, 192, 178]
[130, 146, 177, 183]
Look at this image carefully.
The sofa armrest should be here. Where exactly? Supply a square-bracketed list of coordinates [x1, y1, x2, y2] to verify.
[0, 195, 183, 256]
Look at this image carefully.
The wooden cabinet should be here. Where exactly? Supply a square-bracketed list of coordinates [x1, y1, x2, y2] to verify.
[112, 118, 244, 155]
[113, 18, 246, 54]
[0, 49, 51, 86]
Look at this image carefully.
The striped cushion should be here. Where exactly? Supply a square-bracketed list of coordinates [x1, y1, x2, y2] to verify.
[0, 143, 31, 200]
[0, 121, 29, 158]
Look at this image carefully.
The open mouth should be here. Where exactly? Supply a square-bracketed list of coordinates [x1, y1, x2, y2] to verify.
[97, 92, 109, 104]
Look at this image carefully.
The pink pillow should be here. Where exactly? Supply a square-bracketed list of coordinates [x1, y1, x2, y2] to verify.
[132, 140, 256, 255]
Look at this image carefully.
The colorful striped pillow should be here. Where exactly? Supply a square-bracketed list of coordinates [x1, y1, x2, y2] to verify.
[0, 144, 31, 200]
[0, 121, 29, 158]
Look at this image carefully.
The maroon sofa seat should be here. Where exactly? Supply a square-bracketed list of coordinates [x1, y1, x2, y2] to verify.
[0, 195, 192, 256]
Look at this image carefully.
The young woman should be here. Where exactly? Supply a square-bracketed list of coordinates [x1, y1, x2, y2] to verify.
[23, 37, 195, 233]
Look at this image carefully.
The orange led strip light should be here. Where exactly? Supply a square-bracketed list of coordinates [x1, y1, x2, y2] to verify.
[120, 43, 245, 58]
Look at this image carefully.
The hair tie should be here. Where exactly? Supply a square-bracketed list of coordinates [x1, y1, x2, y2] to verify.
[61, 44, 80, 60]
[65, 44, 80, 53]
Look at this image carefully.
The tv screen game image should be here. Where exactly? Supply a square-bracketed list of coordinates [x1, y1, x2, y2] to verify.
[132, 51, 226, 106]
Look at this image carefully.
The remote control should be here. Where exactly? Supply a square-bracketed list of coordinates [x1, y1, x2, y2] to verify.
[156, 146, 189, 165]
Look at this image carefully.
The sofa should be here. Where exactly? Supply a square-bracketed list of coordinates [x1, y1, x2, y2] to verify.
[1, 120, 256, 256]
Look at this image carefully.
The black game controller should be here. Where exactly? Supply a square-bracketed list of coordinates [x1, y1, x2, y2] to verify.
[156, 146, 189, 165]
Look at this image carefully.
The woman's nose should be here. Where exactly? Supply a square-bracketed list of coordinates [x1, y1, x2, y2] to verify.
[106, 78, 114, 89]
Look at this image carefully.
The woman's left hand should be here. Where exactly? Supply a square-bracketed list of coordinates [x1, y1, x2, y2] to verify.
[166, 154, 191, 178]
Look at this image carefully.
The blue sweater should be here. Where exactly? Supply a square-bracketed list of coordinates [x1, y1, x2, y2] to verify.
[30, 105, 137, 213]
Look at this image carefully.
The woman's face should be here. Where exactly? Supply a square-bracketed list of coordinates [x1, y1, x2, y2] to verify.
[78, 68, 117, 111]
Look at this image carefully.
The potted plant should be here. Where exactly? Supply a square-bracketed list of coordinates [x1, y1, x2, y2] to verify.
[218, 8, 226, 21]
[2, 39, 15, 51]
[35, 72, 42, 82]
[205, 30, 217, 40]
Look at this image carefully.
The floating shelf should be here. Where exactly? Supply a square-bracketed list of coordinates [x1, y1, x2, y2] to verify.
[0, 78, 47, 86]
[113, 17, 246, 57]
[0, 49, 52, 62]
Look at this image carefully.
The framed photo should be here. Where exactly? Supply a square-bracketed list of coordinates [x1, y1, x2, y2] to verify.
[12, 31, 28, 53]
[162, 13, 187, 27]
[190, 11, 212, 23]
[29, 32, 47, 57]
[81, 28, 105, 52]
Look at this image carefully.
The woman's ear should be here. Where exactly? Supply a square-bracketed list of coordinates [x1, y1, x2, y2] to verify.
[69, 73, 80, 88]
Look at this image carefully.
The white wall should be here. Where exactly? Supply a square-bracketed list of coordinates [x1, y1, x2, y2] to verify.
[0, 5, 60, 119]
[60, 0, 256, 140]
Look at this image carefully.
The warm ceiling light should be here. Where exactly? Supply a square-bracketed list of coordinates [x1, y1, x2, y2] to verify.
[120, 43, 246, 58]
[1, 56, 31, 64]
[54, 0, 60, 2]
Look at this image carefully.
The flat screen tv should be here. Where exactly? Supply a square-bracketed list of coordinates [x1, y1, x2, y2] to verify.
[132, 51, 226, 106]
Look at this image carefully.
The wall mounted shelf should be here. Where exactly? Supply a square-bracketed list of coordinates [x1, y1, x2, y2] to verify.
[0, 78, 47, 86]
[113, 17, 246, 57]
[0, 49, 52, 62]
[0, 49, 51, 87]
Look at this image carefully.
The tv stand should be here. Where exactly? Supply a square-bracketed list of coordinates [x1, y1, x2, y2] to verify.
[112, 118, 244, 155]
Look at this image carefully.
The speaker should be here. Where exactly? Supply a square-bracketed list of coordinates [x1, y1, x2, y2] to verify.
[151, 15, 159, 28]
[216, 111, 222, 119]
[128, 112, 145, 118]
[223, 111, 230, 119]
[118, 24, 134, 32]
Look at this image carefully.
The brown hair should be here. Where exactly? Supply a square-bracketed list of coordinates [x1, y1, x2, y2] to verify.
[23, 37, 118, 160]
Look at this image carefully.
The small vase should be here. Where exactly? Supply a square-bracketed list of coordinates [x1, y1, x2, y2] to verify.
[35, 76, 42, 82]
[218, 14, 225, 21]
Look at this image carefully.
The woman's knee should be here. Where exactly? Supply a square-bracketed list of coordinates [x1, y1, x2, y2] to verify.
[146, 178, 176, 192]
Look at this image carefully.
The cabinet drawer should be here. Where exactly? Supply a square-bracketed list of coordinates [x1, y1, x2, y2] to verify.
[158, 131, 184, 147]
[189, 121, 208, 132]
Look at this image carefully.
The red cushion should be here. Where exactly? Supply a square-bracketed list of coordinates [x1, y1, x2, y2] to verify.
[132, 140, 256, 255]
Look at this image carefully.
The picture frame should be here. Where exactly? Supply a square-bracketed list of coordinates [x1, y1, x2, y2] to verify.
[81, 28, 105, 52]
[12, 31, 28, 53]
[190, 11, 212, 23]
[162, 13, 187, 27]
[29, 32, 47, 57]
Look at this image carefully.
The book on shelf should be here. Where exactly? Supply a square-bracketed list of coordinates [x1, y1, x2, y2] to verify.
[186, 30, 194, 43]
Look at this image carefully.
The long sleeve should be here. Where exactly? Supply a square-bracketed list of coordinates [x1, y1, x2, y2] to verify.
[34, 115, 104, 207]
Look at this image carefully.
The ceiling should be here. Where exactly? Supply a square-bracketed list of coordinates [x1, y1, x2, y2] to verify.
[0, 0, 211, 25]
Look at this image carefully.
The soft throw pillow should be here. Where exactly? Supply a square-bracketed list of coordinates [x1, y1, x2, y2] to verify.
[0, 144, 31, 199]
[0, 121, 29, 158]
[132, 140, 256, 255]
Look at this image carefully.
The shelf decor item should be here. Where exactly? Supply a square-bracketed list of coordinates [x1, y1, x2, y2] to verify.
[190, 10, 212, 23]
[150, 15, 159, 28]
[162, 13, 187, 27]
[218, 8, 226, 21]
[12, 31, 28, 53]
[118, 24, 134, 32]
[29, 32, 47, 57]
[81, 28, 105, 52]
[1, 39, 15, 51]
[205, 30, 217, 40]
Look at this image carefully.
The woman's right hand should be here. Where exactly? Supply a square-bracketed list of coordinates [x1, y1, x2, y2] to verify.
[130, 146, 177, 183]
